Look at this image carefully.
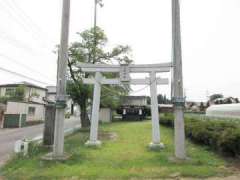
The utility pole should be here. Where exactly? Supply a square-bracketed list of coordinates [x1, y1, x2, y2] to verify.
[172, 0, 186, 159]
[53, 0, 71, 159]
[93, 0, 97, 63]
[93, 0, 103, 63]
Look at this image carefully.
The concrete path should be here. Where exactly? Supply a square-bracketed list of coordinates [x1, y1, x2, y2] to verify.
[0, 116, 80, 167]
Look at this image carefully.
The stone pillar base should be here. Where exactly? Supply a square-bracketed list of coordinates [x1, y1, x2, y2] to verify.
[85, 140, 102, 147]
[168, 156, 191, 163]
[149, 142, 165, 150]
[41, 152, 70, 161]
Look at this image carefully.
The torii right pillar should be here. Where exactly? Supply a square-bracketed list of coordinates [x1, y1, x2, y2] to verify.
[172, 0, 186, 159]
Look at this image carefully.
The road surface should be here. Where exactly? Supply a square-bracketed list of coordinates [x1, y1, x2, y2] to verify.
[0, 117, 80, 167]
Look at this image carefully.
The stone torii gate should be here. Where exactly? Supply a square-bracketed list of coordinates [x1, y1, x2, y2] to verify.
[79, 63, 171, 149]
[52, 0, 186, 161]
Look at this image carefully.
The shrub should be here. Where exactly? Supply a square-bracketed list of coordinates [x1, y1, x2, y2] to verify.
[160, 113, 174, 127]
[160, 113, 240, 157]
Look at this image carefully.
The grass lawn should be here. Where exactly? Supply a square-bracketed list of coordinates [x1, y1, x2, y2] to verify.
[0, 121, 232, 180]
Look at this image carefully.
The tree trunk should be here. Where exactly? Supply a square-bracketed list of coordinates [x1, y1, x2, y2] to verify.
[79, 100, 90, 128]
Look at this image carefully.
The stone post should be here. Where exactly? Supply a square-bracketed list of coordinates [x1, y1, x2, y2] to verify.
[43, 104, 56, 146]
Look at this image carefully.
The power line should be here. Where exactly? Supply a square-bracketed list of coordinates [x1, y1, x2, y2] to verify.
[0, 53, 56, 81]
[0, 1, 32, 35]
[10, 0, 55, 45]
[130, 78, 158, 94]
[0, 30, 39, 55]
[130, 85, 149, 94]
[0, 67, 51, 85]
[2, 0, 43, 41]
[0, 1, 54, 53]
[102, 85, 126, 96]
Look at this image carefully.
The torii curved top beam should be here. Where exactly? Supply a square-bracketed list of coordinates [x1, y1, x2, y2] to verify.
[77, 62, 172, 73]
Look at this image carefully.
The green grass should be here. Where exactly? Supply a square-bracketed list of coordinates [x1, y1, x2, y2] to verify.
[1, 121, 231, 180]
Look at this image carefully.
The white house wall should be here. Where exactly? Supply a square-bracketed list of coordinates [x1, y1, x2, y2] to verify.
[6, 102, 28, 114]
[6, 102, 45, 122]
[27, 103, 45, 121]
[99, 108, 112, 123]
[0, 87, 6, 96]
[26, 87, 46, 104]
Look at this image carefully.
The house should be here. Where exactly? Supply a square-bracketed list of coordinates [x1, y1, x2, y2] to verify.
[0, 82, 78, 128]
[0, 103, 6, 128]
[0, 82, 47, 127]
[0, 81, 47, 104]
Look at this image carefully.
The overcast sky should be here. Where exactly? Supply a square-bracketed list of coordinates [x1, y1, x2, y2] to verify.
[0, 0, 240, 101]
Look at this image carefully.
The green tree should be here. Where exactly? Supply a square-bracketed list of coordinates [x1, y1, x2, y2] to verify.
[14, 85, 26, 101]
[0, 85, 26, 104]
[67, 27, 132, 127]
[209, 94, 223, 102]
[157, 94, 171, 104]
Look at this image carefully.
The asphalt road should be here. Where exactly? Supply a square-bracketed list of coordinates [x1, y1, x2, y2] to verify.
[0, 117, 80, 167]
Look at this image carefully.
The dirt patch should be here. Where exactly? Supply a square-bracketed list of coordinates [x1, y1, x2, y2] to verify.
[98, 132, 118, 141]
[206, 174, 240, 180]
[227, 159, 240, 171]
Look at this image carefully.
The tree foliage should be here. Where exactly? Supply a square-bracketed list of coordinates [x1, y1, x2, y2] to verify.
[0, 85, 26, 104]
[157, 94, 171, 104]
[67, 27, 132, 127]
[209, 94, 223, 101]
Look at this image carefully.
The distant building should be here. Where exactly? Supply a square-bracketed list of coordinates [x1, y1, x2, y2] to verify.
[158, 104, 173, 113]
[117, 96, 149, 121]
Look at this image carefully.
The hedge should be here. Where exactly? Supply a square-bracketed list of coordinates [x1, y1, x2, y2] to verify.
[160, 113, 240, 157]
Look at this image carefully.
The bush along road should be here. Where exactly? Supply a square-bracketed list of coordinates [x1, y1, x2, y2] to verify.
[160, 113, 240, 157]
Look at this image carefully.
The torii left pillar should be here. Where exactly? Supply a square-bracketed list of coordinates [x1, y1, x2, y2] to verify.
[85, 72, 102, 147]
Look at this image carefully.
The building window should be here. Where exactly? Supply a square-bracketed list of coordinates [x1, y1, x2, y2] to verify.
[5, 88, 15, 96]
[28, 107, 35, 115]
